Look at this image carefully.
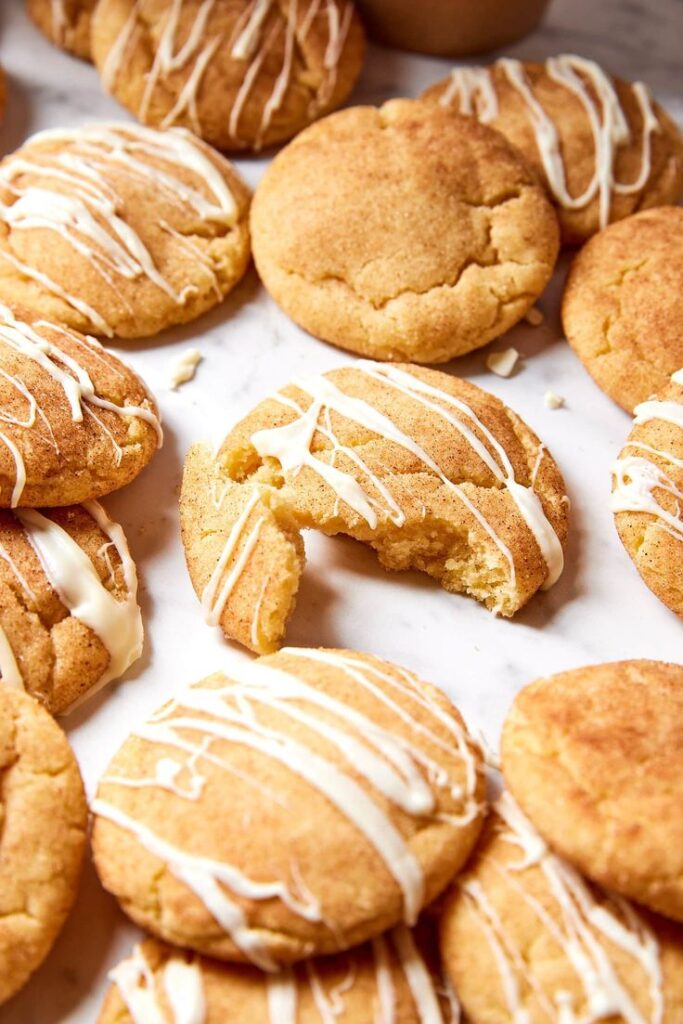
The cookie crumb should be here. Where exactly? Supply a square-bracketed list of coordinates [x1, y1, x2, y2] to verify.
[544, 390, 565, 409]
[170, 349, 203, 390]
[486, 348, 520, 378]
[524, 306, 544, 326]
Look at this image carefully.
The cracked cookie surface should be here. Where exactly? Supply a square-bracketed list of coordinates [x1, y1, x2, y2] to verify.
[26, 0, 96, 60]
[180, 362, 569, 654]
[562, 207, 683, 412]
[91, 0, 365, 153]
[92, 647, 485, 965]
[440, 794, 683, 1023]
[501, 660, 683, 921]
[250, 99, 560, 363]
[0, 685, 87, 1005]
[0, 122, 251, 339]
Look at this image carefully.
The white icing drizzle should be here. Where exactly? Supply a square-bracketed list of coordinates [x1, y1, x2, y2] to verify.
[110, 944, 206, 1024]
[462, 793, 665, 1024]
[200, 488, 266, 626]
[13, 501, 142, 708]
[0, 123, 237, 336]
[249, 362, 563, 591]
[0, 622, 23, 689]
[440, 54, 661, 227]
[95, 650, 480, 965]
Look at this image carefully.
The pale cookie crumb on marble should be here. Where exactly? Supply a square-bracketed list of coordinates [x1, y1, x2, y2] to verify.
[544, 390, 565, 409]
[169, 348, 203, 390]
[486, 347, 521, 378]
[92, 648, 486, 965]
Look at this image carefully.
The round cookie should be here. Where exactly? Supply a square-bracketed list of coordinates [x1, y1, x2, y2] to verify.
[440, 793, 683, 1023]
[611, 370, 683, 614]
[26, 0, 96, 60]
[0, 306, 161, 508]
[0, 685, 87, 1005]
[0, 122, 251, 339]
[422, 56, 683, 245]
[501, 660, 683, 921]
[0, 501, 143, 714]
[562, 207, 683, 411]
[91, 0, 366, 153]
[92, 647, 486, 965]
[250, 98, 560, 363]
[180, 361, 569, 654]
[98, 926, 453, 1022]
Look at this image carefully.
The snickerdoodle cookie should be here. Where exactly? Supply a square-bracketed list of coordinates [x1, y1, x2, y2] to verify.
[502, 660, 683, 921]
[611, 370, 683, 615]
[91, 0, 365, 153]
[0, 685, 87, 1005]
[180, 362, 569, 654]
[0, 122, 251, 338]
[92, 647, 486, 965]
[562, 207, 683, 411]
[26, 0, 96, 60]
[0, 306, 161, 508]
[250, 99, 560, 363]
[98, 926, 453, 1022]
[0, 501, 143, 714]
[423, 56, 683, 245]
[440, 793, 683, 1023]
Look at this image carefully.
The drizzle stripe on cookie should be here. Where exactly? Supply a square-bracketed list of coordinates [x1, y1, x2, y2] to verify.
[0, 622, 23, 689]
[109, 945, 206, 1024]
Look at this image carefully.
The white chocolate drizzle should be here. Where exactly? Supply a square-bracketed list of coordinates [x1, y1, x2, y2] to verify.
[0, 622, 24, 689]
[109, 944, 206, 1024]
[13, 501, 142, 708]
[94, 649, 481, 968]
[460, 792, 664, 1024]
[0, 123, 238, 335]
[440, 54, 661, 227]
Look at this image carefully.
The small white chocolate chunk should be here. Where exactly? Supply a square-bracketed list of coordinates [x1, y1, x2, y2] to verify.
[544, 390, 565, 410]
[486, 348, 520, 378]
[170, 348, 203, 390]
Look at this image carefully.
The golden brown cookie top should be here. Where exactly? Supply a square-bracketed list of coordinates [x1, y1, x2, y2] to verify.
[422, 56, 683, 244]
[611, 370, 683, 615]
[26, 0, 97, 60]
[0, 685, 87, 1005]
[92, 647, 486, 965]
[97, 926, 454, 1023]
[0, 306, 161, 508]
[0, 122, 251, 338]
[502, 660, 683, 921]
[0, 501, 143, 714]
[250, 98, 560, 363]
[91, 0, 366, 152]
[563, 207, 683, 412]
[440, 793, 683, 1023]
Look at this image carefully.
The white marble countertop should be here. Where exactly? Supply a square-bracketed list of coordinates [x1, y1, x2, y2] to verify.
[0, 0, 681, 1019]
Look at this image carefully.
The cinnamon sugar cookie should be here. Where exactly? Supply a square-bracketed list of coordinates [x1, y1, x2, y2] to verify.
[0, 307, 161, 508]
[98, 927, 454, 1023]
[502, 661, 683, 921]
[0, 685, 87, 1005]
[562, 207, 683, 412]
[180, 362, 569, 654]
[26, 0, 96, 60]
[612, 370, 683, 614]
[423, 56, 683, 245]
[0, 123, 251, 339]
[91, 0, 365, 153]
[250, 99, 560, 363]
[92, 648, 486, 964]
[440, 793, 683, 1023]
[0, 501, 143, 714]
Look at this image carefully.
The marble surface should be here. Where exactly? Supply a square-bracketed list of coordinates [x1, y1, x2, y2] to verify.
[0, 0, 681, 1019]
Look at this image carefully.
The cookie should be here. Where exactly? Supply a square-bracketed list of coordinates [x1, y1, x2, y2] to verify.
[250, 98, 560, 363]
[92, 647, 486, 965]
[91, 0, 365, 153]
[0, 685, 87, 1005]
[0, 501, 143, 714]
[26, 0, 96, 60]
[422, 56, 683, 245]
[562, 207, 683, 411]
[440, 793, 683, 1023]
[611, 370, 683, 614]
[0, 122, 251, 339]
[502, 660, 683, 921]
[180, 362, 569, 654]
[0, 306, 161, 508]
[97, 925, 454, 1023]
